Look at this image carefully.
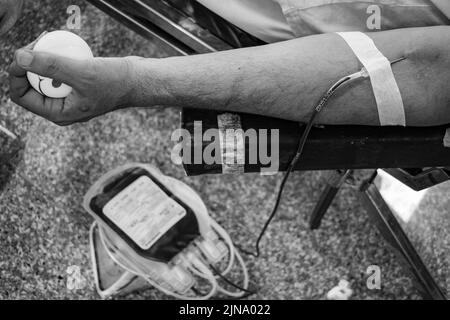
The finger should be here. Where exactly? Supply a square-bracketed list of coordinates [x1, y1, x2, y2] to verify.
[14, 50, 90, 86]
[8, 58, 27, 77]
[9, 71, 30, 98]
[8, 32, 48, 77]
[10, 86, 45, 115]
[12, 85, 64, 121]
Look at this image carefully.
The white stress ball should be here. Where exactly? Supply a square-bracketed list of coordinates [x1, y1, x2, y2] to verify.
[27, 30, 93, 98]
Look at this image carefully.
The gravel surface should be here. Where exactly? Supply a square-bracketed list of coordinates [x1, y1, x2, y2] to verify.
[0, 0, 448, 300]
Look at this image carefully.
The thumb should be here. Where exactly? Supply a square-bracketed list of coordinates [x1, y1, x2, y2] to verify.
[15, 49, 89, 86]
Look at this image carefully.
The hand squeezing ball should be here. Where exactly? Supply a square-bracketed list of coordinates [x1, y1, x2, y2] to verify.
[27, 30, 93, 98]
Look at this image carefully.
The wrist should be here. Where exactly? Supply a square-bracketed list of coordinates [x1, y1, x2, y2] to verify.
[123, 56, 176, 108]
[117, 56, 141, 108]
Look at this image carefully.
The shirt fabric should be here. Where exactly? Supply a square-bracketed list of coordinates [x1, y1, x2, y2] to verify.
[197, 0, 450, 43]
[196, 0, 296, 43]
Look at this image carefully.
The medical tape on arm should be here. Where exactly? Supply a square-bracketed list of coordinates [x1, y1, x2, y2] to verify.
[336, 32, 406, 126]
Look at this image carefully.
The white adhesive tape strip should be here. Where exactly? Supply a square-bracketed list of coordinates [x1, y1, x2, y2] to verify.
[217, 113, 245, 174]
[337, 32, 406, 126]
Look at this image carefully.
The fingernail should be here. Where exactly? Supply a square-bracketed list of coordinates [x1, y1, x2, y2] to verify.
[16, 50, 34, 67]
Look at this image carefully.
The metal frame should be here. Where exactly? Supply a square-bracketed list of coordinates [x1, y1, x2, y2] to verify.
[180, 110, 450, 175]
[359, 172, 447, 300]
[309, 169, 448, 299]
[383, 168, 450, 191]
[86, 0, 231, 55]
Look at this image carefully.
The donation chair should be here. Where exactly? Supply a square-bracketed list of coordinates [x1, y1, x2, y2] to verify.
[87, 0, 450, 299]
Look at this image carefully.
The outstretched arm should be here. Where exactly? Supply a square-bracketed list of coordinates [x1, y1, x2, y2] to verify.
[9, 26, 450, 126]
[130, 26, 450, 126]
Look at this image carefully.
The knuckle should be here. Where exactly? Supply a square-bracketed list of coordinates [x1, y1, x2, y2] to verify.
[8, 87, 22, 103]
[46, 113, 60, 124]
[55, 121, 72, 127]
[10, 93, 19, 104]
[45, 57, 60, 77]
[79, 104, 91, 113]
[51, 116, 72, 126]
[46, 110, 65, 124]
[79, 60, 97, 84]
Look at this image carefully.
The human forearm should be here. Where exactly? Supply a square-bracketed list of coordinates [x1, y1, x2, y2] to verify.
[129, 26, 450, 126]
[9, 26, 450, 127]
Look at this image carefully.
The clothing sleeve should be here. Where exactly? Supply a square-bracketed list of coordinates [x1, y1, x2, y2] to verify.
[196, 0, 295, 43]
[430, 0, 450, 21]
[274, 0, 449, 38]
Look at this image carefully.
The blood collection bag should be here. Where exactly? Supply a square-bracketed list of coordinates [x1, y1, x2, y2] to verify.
[87, 166, 201, 262]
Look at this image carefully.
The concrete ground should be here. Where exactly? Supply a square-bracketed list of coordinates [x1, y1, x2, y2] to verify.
[0, 0, 448, 300]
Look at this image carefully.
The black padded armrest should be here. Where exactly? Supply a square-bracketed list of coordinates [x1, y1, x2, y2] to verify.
[181, 109, 450, 175]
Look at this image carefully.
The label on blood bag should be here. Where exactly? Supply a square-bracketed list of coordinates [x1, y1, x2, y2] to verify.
[103, 176, 186, 250]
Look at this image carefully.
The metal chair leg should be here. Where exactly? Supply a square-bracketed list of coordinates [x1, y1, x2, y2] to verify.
[359, 171, 447, 300]
[309, 170, 351, 230]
